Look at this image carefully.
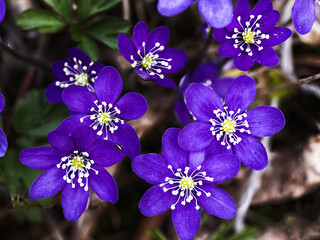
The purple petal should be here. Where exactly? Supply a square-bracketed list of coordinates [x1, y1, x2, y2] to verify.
[226, 0, 251, 33]
[0, 0, 6, 23]
[259, 10, 280, 33]
[212, 76, 233, 99]
[233, 133, 268, 170]
[178, 74, 192, 98]
[146, 26, 170, 52]
[62, 85, 96, 114]
[174, 100, 191, 126]
[48, 130, 75, 154]
[198, 185, 237, 219]
[29, 167, 66, 199]
[45, 81, 64, 103]
[94, 66, 123, 105]
[151, 75, 177, 88]
[233, 52, 255, 71]
[198, 0, 233, 28]
[90, 62, 105, 74]
[192, 62, 218, 84]
[89, 165, 118, 203]
[87, 140, 125, 167]
[71, 126, 98, 152]
[218, 40, 241, 57]
[133, 22, 149, 52]
[292, 0, 315, 35]
[162, 128, 188, 170]
[205, 139, 233, 158]
[61, 184, 89, 221]
[55, 115, 86, 136]
[264, 27, 292, 47]
[157, 0, 194, 17]
[132, 153, 171, 184]
[51, 60, 69, 80]
[0, 128, 7, 157]
[157, 48, 187, 74]
[109, 122, 140, 158]
[115, 92, 147, 120]
[246, 106, 285, 137]
[172, 200, 201, 240]
[253, 47, 279, 67]
[178, 122, 213, 151]
[185, 83, 224, 121]
[117, 33, 138, 63]
[201, 154, 240, 184]
[225, 75, 256, 112]
[251, 0, 273, 17]
[68, 47, 91, 66]
[20, 147, 62, 170]
[0, 92, 4, 114]
[139, 185, 177, 216]
[188, 150, 206, 172]
[213, 28, 231, 43]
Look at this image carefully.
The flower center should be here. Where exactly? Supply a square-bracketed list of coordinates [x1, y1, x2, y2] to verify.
[130, 42, 172, 80]
[179, 177, 194, 190]
[226, 15, 270, 56]
[55, 58, 97, 92]
[57, 151, 98, 191]
[243, 29, 255, 44]
[75, 73, 89, 86]
[209, 107, 251, 150]
[160, 165, 214, 210]
[80, 100, 124, 140]
[221, 119, 236, 133]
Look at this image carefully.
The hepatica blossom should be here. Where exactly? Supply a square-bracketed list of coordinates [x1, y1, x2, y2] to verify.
[117, 22, 187, 88]
[175, 62, 233, 125]
[0, 93, 7, 157]
[292, 0, 320, 35]
[213, 0, 292, 71]
[20, 127, 124, 221]
[46, 47, 104, 103]
[61, 66, 147, 159]
[178, 75, 285, 170]
[132, 128, 239, 240]
[157, 0, 233, 28]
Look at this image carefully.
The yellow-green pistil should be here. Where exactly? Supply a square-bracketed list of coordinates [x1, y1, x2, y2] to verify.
[75, 73, 89, 86]
[179, 177, 195, 190]
[242, 29, 255, 44]
[221, 119, 236, 134]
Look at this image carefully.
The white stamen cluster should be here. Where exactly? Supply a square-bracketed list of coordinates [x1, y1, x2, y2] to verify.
[160, 165, 214, 211]
[209, 107, 251, 150]
[130, 42, 172, 80]
[57, 150, 98, 191]
[316, 0, 320, 5]
[80, 100, 124, 140]
[55, 58, 97, 91]
[226, 15, 270, 56]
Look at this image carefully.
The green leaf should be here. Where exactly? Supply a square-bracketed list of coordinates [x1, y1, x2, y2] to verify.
[43, 0, 72, 22]
[71, 23, 82, 41]
[13, 90, 69, 139]
[84, 17, 131, 49]
[78, 35, 99, 61]
[16, 9, 65, 33]
[146, 228, 168, 240]
[267, 71, 292, 100]
[77, 0, 121, 22]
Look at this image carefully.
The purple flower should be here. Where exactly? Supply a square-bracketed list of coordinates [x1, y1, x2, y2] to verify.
[292, 0, 320, 35]
[178, 75, 285, 170]
[117, 22, 187, 88]
[132, 128, 239, 240]
[213, 0, 292, 71]
[0, 0, 6, 23]
[46, 48, 104, 103]
[60, 66, 147, 159]
[19, 127, 124, 221]
[175, 62, 233, 126]
[0, 93, 7, 157]
[157, 0, 233, 29]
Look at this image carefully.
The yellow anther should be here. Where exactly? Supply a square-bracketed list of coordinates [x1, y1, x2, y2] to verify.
[222, 120, 236, 134]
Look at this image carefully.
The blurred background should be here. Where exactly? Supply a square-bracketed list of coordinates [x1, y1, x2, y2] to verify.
[1, 0, 320, 239]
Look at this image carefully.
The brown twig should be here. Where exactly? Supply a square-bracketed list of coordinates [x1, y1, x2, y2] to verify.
[0, 42, 51, 72]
